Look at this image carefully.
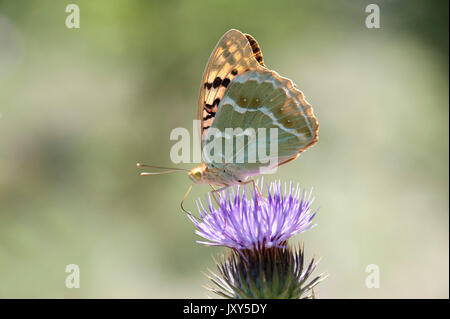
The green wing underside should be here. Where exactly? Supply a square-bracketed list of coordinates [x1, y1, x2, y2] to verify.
[202, 69, 318, 176]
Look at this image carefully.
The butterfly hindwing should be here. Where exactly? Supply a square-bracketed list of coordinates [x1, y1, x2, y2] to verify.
[198, 29, 265, 145]
[202, 69, 318, 178]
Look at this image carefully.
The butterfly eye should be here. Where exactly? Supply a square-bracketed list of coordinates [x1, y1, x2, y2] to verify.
[193, 171, 202, 180]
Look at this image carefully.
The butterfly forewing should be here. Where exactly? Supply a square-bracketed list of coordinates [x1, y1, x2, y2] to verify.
[198, 29, 266, 145]
[197, 29, 318, 185]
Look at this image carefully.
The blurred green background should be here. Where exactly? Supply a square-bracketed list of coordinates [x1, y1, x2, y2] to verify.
[0, 0, 448, 298]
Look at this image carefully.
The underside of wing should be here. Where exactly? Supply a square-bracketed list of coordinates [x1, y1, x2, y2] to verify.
[203, 69, 319, 178]
[197, 29, 265, 146]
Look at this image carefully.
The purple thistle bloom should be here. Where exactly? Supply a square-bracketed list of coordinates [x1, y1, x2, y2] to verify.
[188, 180, 317, 250]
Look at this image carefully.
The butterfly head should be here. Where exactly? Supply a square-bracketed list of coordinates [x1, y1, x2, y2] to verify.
[188, 163, 207, 184]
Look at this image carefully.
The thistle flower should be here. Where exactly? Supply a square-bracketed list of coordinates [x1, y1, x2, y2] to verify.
[188, 181, 317, 250]
[187, 180, 326, 299]
[207, 245, 324, 299]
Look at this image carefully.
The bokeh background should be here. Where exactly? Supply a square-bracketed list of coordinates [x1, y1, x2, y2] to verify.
[0, 0, 448, 298]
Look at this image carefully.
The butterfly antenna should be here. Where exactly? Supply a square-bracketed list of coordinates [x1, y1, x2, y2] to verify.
[136, 163, 187, 176]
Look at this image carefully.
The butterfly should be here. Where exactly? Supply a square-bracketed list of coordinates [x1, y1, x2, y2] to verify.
[138, 29, 318, 205]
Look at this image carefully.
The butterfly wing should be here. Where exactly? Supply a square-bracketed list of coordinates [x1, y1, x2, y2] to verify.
[197, 29, 265, 146]
[203, 68, 319, 179]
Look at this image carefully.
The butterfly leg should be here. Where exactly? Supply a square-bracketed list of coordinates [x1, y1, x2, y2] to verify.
[208, 184, 230, 232]
[180, 184, 193, 214]
[209, 184, 228, 206]
[240, 179, 266, 203]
